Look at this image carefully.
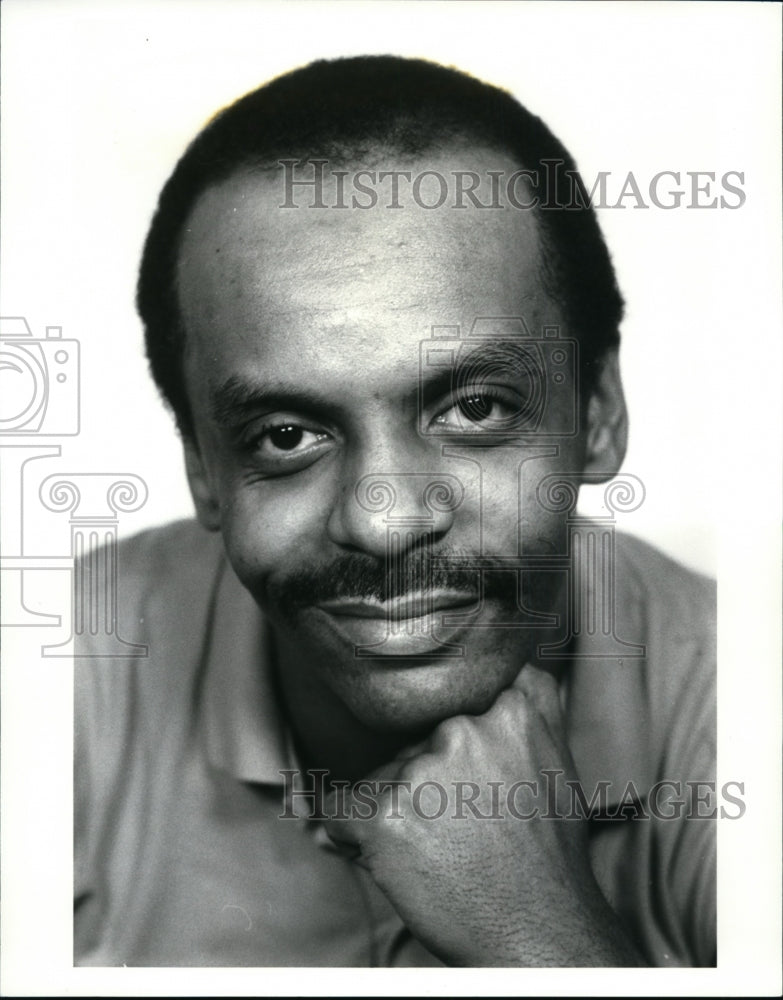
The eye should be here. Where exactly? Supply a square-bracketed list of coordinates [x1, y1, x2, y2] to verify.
[432, 389, 521, 433]
[263, 424, 324, 453]
[245, 417, 333, 474]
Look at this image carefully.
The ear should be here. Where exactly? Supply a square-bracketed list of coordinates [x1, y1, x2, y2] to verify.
[581, 349, 628, 481]
[183, 437, 222, 532]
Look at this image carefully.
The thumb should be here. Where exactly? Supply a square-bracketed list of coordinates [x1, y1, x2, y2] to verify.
[512, 662, 566, 736]
[321, 785, 362, 858]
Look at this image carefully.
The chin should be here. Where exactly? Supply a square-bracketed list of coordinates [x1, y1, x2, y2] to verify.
[325, 652, 518, 735]
[270, 602, 535, 736]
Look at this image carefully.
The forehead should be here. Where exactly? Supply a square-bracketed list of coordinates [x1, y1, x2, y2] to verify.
[177, 148, 562, 394]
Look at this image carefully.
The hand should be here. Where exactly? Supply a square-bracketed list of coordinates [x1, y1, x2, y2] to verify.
[323, 664, 644, 966]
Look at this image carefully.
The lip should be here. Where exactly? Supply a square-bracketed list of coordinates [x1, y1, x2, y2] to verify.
[317, 591, 479, 620]
[313, 591, 480, 657]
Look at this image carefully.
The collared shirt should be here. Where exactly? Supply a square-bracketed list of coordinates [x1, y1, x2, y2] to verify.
[74, 519, 716, 967]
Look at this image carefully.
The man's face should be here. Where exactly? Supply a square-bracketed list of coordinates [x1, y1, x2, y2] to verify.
[177, 148, 621, 734]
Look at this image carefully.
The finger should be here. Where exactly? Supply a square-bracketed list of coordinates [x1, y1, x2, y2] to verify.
[321, 789, 361, 842]
[512, 663, 566, 734]
[323, 829, 363, 861]
[322, 777, 383, 844]
[392, 736, 431, 764]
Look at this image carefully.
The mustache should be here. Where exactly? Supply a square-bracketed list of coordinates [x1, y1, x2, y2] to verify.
[264, 546, 524, 611]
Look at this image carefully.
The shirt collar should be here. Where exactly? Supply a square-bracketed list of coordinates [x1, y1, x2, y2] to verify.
[202, 530, 655, 803]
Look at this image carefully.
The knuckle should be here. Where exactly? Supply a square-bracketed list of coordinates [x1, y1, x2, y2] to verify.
[495, 686, 530, 720]
[437, 715, 466, 739]
[398, 750, 436, 784]
[431, 714, 470, 750]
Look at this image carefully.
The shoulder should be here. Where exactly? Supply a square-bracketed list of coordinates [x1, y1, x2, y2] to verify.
[616, 533, 716, 771]
[81, 517, 224, 646]
[613, 536, 717, 965]
[74, 521, 229, 908]
[74, 518, 226, 739]
[75, 519, 228, 821]
[615, 531, 716, 638]
[113, 517, 225, 596]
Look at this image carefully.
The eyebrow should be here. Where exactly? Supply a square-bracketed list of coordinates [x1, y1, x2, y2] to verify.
[209, 375, 341, 427]
[419, 340, 540, 402]
[209, 342, 540, 426]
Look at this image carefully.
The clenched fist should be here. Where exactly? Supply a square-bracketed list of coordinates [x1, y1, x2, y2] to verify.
[323, 664, 644, 966]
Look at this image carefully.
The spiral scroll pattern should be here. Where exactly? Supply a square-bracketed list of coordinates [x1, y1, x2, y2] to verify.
[536, 475, 580, 514]
[107, 477, 148, 514]
[604, 475, 645, 514]
[39, 476, 81, 513]
[422, 476, 464, 514]
[355, 476, 398, 514]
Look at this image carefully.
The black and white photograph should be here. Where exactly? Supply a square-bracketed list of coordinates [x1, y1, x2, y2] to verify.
[1, 1, 781, 994]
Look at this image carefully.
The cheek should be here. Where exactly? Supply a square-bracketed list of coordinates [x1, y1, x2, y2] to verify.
[218, 482, 331, 587]
[455, 449, 577, 555]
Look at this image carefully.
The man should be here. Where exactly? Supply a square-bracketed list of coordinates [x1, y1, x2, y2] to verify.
[74, 55, 716, 967]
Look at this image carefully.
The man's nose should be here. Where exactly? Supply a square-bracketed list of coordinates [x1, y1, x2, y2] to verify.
[326, 468, 465, 558]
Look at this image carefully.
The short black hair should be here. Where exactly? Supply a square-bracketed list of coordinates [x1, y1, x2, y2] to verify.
[137, 55, 623, 437]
